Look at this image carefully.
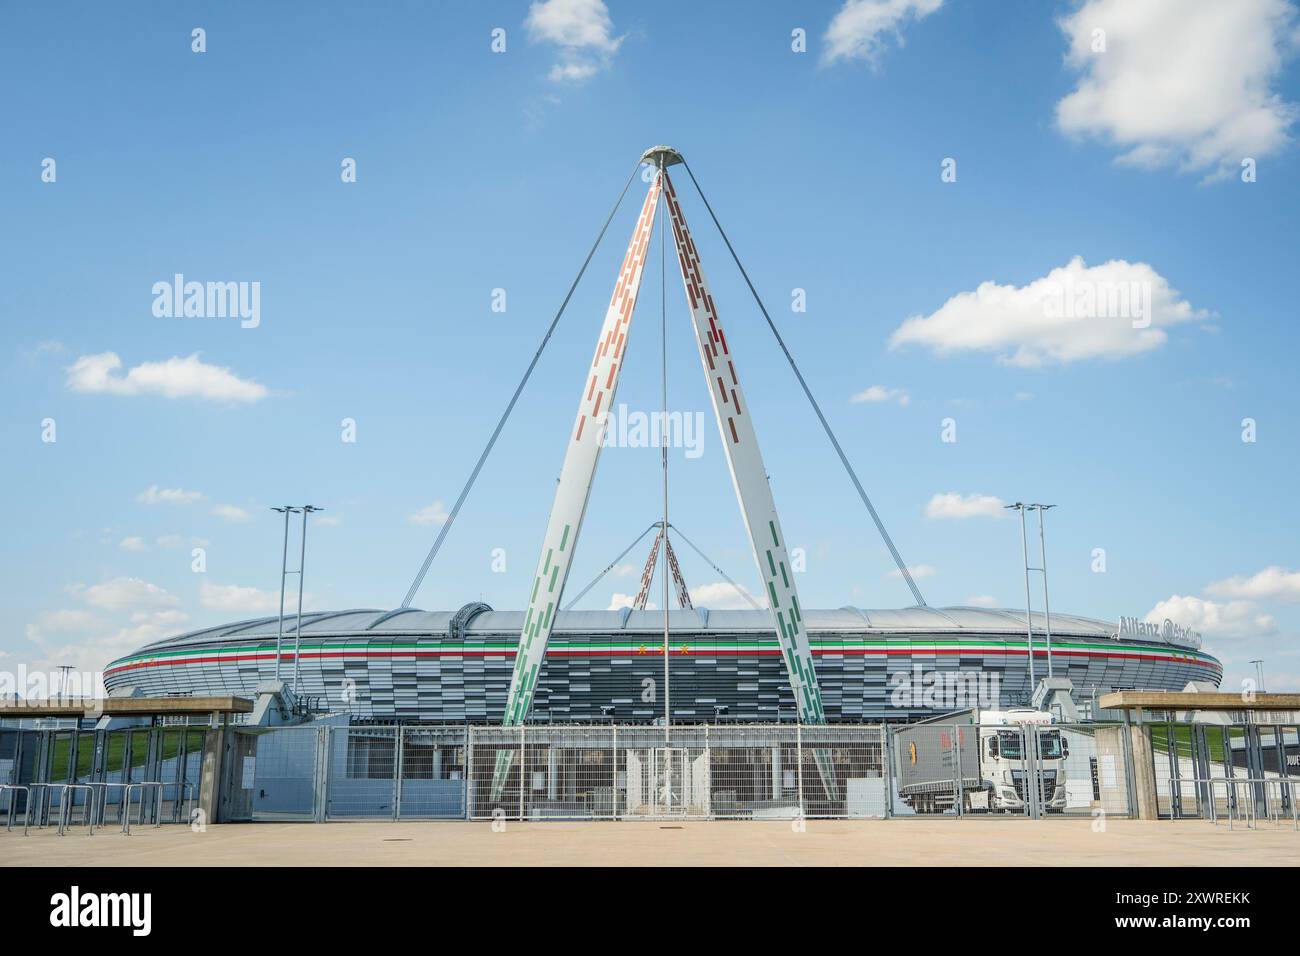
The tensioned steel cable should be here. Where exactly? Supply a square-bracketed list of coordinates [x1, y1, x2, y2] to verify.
[679, 160, 928, 607]
[657, 160, 670, 738]
[562, 522, 659, 611]
[402, 161, 645, 608]
[666, 523, 763, 611]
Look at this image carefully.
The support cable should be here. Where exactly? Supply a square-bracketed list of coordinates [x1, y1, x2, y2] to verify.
[402, 161, 645, 608]
[666, 524, 763, 611]
[562, 522, 659, 612]
[658, 160, 671, 739]
[679, 160, 928, 607]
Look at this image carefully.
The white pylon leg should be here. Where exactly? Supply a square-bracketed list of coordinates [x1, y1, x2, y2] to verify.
[661, 170, 826, 723]
[490, 171, 663, 799]
[662, 170, 837, 799]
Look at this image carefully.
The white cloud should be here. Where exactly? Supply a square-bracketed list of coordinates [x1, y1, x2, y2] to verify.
[1207, 566, 1300, 603]
[138, 484, 205, 506]
[155, 534, 184, 548]
[823, 0, 944, 66]
[129, 609, 189, 629]
[549, 61, 599, 83]
[212, 504, 251, 522]
[23, 607, 192, 692]
[611, 563, 638, 577]
[889, 257, 1207, 367]
[119, 536, 147, 552]
[314, 515, 341, 527]
[22, 340, 65, 364]
[607, 593, 656, 611]
[199, 581, 301, 613]
[75, 577, 180, 611]
[965, 595, 1000, 608]
[688, 582, 764, 610]
[525, 0, 624, 83]
[1146, 594, 1276, 640]
[31, 609, 101, 632]
[851, 384, 910, 406]
[925, 493, 1006, 520]
[888, 564, 936, 580]
[409, 502, 450, 526]
[67, 352, 267, 403]
[1014, 391, 1034, 401]
[1057, 0, 1300, 179]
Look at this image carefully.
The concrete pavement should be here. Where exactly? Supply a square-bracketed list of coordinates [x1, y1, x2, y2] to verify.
[3, 819, 1298, 866]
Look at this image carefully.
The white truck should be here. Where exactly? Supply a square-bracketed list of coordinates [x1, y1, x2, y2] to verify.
[895, 707, 1069, 813]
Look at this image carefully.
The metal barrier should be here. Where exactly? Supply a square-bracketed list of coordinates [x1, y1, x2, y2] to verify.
[1178, 777, 1299, 830]
[0, 725, 207, 833]
[121, 782, 167, 835]
[82, 781, 188, 834]
[51, 783, 96, 836]
[1, 785, 31, 835]
[1149, 721, 1299, 821]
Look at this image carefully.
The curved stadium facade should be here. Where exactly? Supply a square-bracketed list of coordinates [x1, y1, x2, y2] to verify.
[104, 605, 1221, 722]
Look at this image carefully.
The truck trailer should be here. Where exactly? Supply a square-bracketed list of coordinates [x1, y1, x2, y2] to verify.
[894, 707, 1069, 813]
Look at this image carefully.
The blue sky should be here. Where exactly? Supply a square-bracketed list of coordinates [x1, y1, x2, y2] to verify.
[2, 0, 1298, 694]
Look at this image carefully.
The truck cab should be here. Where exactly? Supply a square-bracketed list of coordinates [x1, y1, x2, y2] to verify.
[975, 708, 1069, 812]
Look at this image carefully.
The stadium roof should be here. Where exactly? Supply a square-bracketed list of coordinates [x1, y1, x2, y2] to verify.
[134, 605, 1123, 652]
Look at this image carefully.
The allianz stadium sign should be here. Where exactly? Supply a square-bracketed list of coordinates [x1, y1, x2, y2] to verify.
[1118, 615, 1202, 650]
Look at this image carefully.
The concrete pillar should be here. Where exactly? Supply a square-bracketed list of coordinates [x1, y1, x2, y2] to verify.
[771, 745, 781, 799]
[198, 727, 227, 825]
[1126, 723, 1159, 820]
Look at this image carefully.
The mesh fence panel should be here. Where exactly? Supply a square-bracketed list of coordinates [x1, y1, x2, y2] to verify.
[327, 727, 397, 818]
[248, 726, 320, 818]
[800, 725, 887, 819]
[1053, 724, 1129, 817]
[398, 727, 468, 819]
[467, 727, 524, 820]
[706, 725, 799, 819]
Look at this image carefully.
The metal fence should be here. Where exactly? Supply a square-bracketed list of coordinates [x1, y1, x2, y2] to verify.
[0, 726, 204, 831]
[884, 722, 1134, 819]
[6, 720, 1296, 826]
[1147, 720, 1299, 826]
[213, 724, 890, 822]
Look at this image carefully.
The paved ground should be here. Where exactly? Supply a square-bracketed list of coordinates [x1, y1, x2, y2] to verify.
[3, 819, 1298, 866]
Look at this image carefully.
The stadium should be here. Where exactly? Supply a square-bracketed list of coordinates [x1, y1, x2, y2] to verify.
[103, 604, 1222, 722]
[100, 150, 1225, 724]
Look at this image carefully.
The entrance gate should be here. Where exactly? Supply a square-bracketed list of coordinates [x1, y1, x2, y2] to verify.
[625, 747, 708, 817]
[224, 727, 325, 822]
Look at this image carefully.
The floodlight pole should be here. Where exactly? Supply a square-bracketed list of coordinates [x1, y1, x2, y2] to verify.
[271, 506, 300, 682]
[1007, 503, 1036, 692]
[292, 505, 323, 695]
[1249, 659, 1265, 693]
[1029, 504, 1057, 679]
